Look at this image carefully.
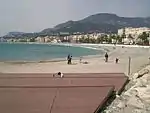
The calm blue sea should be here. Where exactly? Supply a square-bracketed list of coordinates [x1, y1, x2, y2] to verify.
[0, 43, 104, 62]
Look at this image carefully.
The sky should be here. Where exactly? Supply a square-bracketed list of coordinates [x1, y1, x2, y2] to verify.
[0, 0, 150, 36]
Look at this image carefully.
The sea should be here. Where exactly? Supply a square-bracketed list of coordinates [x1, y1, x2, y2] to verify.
[0, 43, 104, 62]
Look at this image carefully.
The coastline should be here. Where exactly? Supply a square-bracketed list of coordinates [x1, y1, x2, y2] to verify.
[0, 43, 150, 74]
[0, 42, 110, 64]
[2, 42, 149, 64]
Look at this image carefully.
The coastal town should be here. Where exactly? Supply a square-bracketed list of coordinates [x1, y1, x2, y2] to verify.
[1, 0, 150, 112]
[1, 27, 150, 45]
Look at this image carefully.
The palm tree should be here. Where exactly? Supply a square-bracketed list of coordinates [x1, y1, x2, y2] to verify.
[138, 32, 149, 45]
[108, 36, 112, 44]
[100, 36, 105, 43]
[89, 38, 96, 43]
[87, 34, 90, 43]
[79, 36, 85, 43]
[104, 35, 109, 43]
[109, 34, 117, 44]
[128, 34, 134, 44]
[117, 35, 123, 44]
[96, 36, 101, 44]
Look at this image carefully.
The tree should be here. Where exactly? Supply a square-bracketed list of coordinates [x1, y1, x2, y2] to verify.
[79, 35, 86, 43]
[29, 38, 35, 42]
[128, 34, 133, 39]
[108, 37, 112, 44]
[89, 38, 96, 43]
[118, 35, 123, 44]
[109, 34, 117, 44]
[96, 37, 101, 44]
[104, 35, 109, 43]
[79, 37, 85, 43]
[100, 36, 105, 43]
[138, 32, 149, 45]
[87, 34, 90, 43]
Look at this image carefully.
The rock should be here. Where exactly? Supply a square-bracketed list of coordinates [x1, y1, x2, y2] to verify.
[134, 78, 147, 87]
[127, 96, 145, 109]
[132, 109, 146, 113]
[103, 67, 150, 113]
[132, 73, 139, 80]
[118, 107, 132, 113]
[136, 87, 150, 104]
[117, 102, 126, 108]
[125, 81, 136, 90]
[135, 87, 147, 97]
[116, 95, 120, 98]
[124, 88, 137, 97]
[137, 69, 149, 78]
[145, 75, 150, 85]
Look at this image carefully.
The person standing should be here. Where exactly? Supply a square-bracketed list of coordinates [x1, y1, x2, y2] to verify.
[105, 52, 108, 62]
[79, 56, 82, 63]
[69, 56, 72, 64]
[67, 54, 70, 64]
[115, 58, 119, 63]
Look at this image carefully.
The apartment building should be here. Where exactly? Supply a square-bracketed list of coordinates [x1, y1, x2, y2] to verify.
[118, 27, 150, 38]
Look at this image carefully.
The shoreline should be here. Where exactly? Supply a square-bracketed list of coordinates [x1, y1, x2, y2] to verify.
[0, 43, 150, 74]
[1, 42, 150, 48]
[0, 54, 105, 64]
[0, 42, 150, 64]
[0, 43, 110, 64]
[1, 43, 150, 113]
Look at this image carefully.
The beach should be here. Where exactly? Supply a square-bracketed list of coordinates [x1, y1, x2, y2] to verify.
[1, 44, 150, 113]
[0, 44, 150, 75]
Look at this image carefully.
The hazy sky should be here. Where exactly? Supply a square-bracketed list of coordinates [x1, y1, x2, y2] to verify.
[0, 0, 150, 36]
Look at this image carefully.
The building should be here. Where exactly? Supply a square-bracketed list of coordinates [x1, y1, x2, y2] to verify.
[35, 37, 45, 43]
[118, 27, 150, 38]
[44, 36, 51, 42]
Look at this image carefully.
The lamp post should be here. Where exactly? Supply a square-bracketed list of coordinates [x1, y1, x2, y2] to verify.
[128, 56, 131, 75]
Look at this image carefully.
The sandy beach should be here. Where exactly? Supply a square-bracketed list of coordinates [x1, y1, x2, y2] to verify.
[1, 44, 150, 113]
[0, 44, 150, 75]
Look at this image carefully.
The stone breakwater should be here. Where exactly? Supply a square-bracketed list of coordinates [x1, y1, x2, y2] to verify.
[103, 66, 150, 113]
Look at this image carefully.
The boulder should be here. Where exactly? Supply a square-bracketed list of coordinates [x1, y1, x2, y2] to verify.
[137, 69, 149, 79]
[127, 96, 145, 109]
[124, 88, 137, 97]
[136, 86, 150, 104]
[134, 78, 147, 87]
[117, 102, 126, 108]
[132, 73, 139, 80]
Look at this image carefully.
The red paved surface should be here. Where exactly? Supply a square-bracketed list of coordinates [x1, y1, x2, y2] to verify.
[0, 73, 128, 113]
[0, 86, 114, 113]
[0, 88, 56, 113]
[0, 73, 125, 78]
[0, 77, 127, 94]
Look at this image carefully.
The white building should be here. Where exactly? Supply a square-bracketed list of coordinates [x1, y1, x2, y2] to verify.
[44, 36, 51, 42]
[123, 38, 134, 45]
[35, 37, 45, 43]
[51, 39, 61, 43]
[118, 27, 150, 38]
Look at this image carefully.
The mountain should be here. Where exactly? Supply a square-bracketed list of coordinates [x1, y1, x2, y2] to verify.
[41, 13, 150, 34]
[3, 13, 150, 38]
[3, 32, 26, 38]
[8, 32, 25, 35]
